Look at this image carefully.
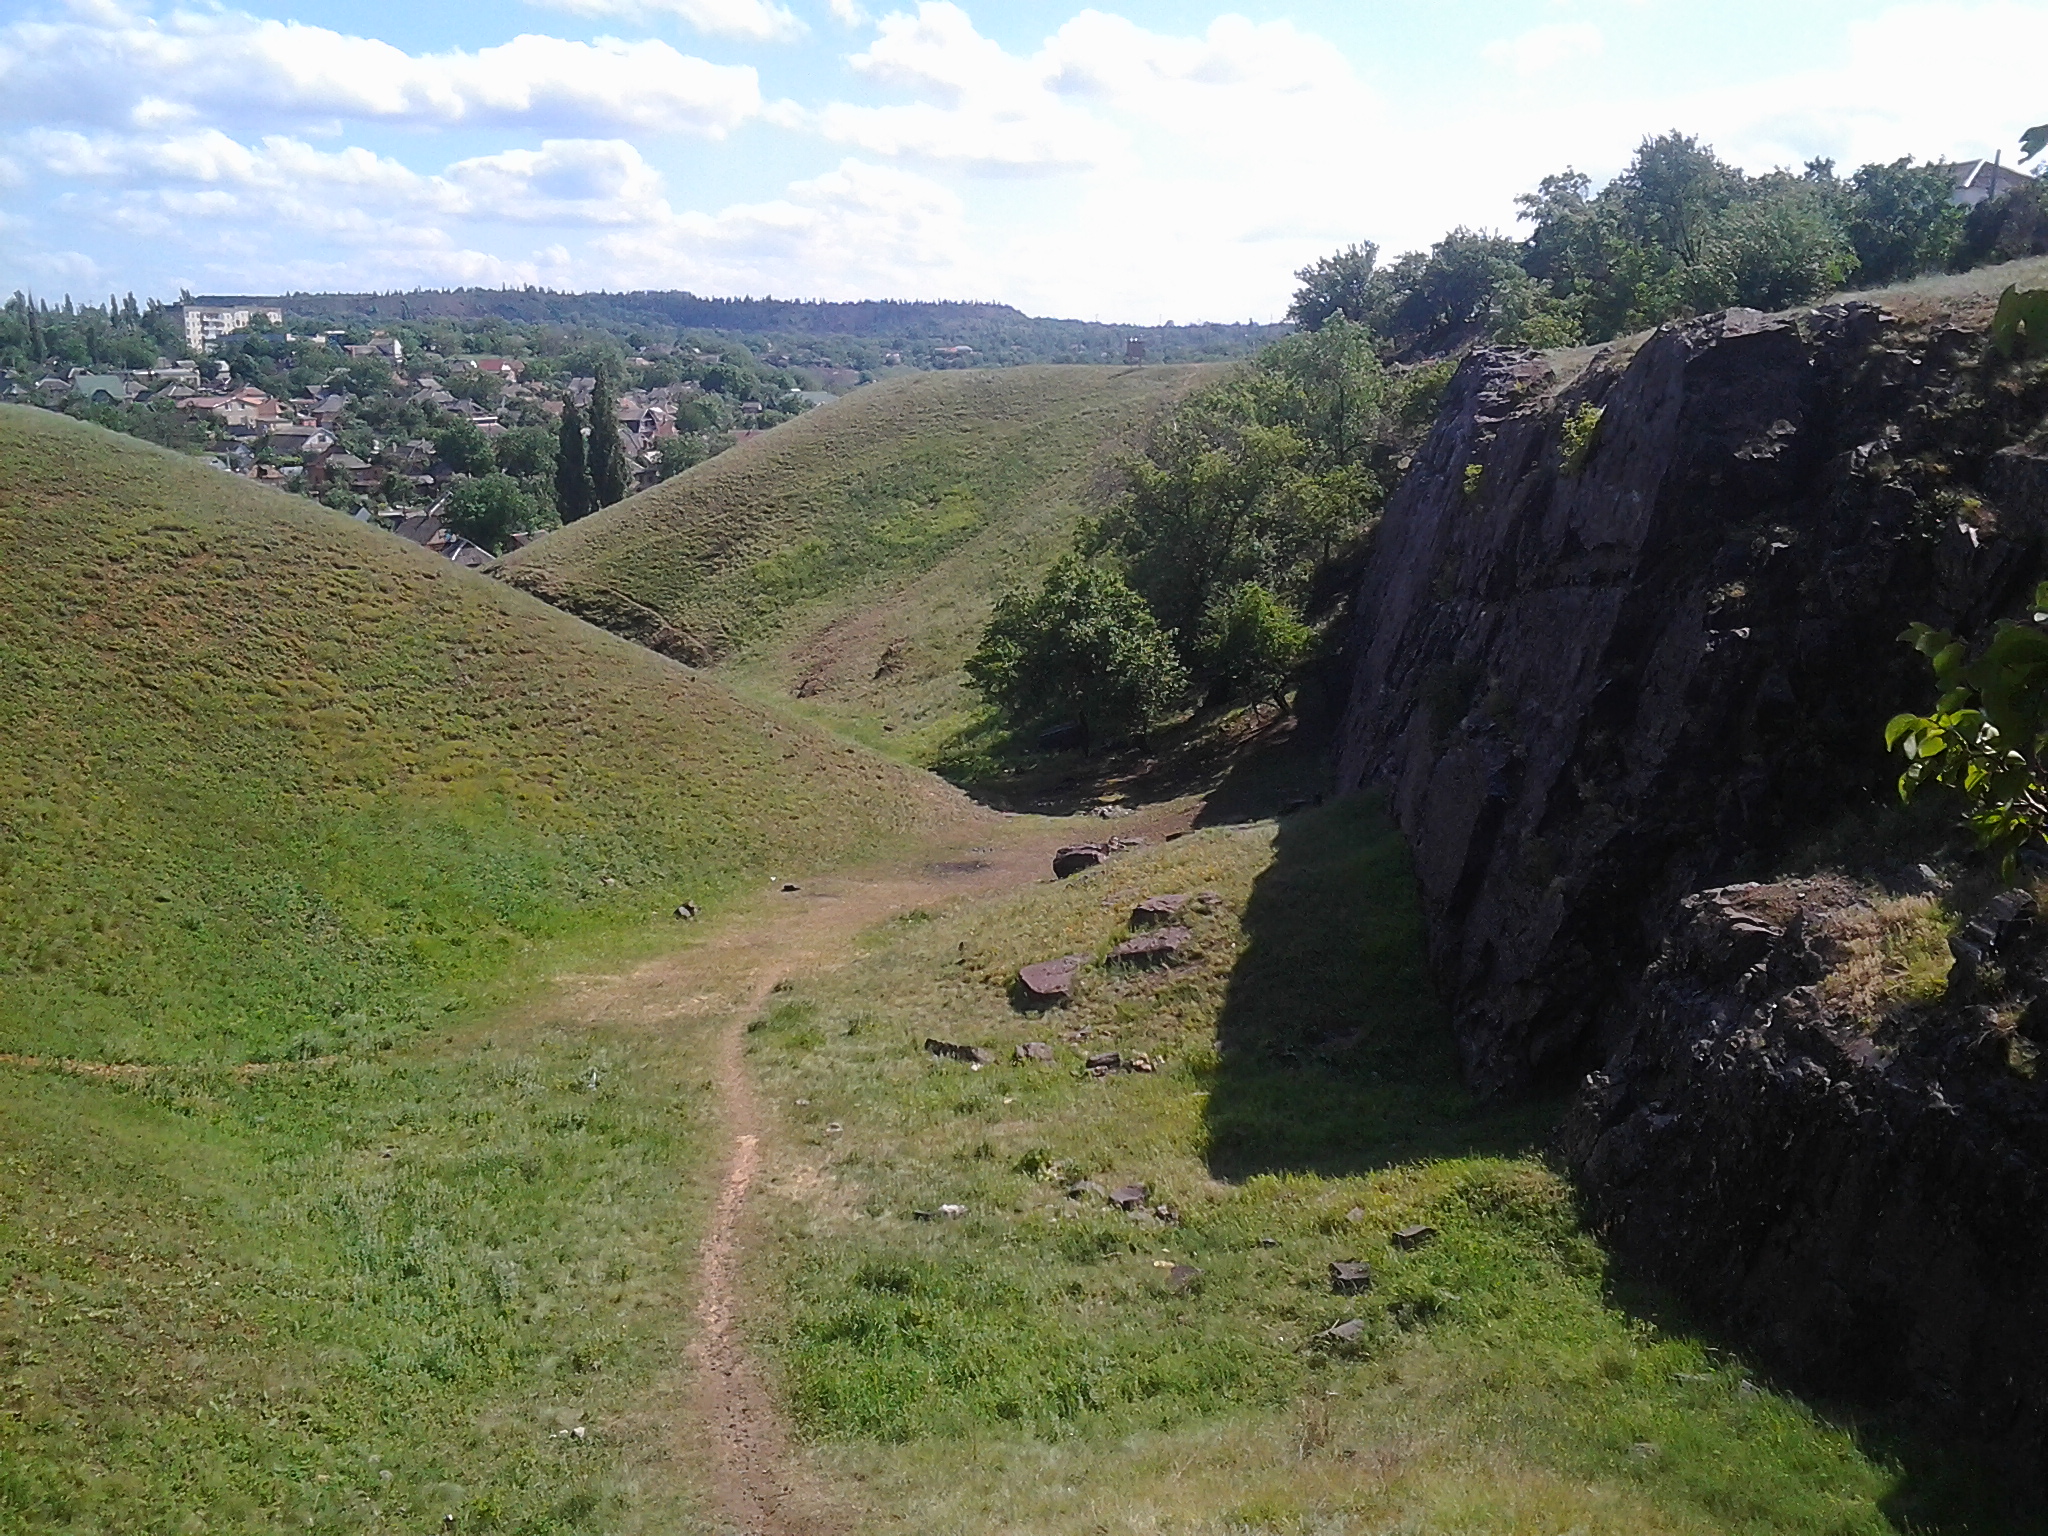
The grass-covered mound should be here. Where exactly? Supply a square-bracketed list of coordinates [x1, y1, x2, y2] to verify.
[0, 405, 960, 1064]
[495, 365, 1213, 756]
[741, 798, 1992, 1534]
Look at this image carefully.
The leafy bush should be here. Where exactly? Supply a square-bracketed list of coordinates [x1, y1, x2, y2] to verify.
[1888, 583, 2048, 873]
[442, 471, 537, 555]
[965, 555, 1187, 747]
[1560, 403, 1603, 476]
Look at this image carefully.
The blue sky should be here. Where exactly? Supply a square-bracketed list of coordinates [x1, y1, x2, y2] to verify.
[1, 0, 2042, 322]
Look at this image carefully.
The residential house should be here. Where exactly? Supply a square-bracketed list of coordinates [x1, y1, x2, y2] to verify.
[70, 374, 131, 405]
[264, 423, 335, 459]
[1948, 159, 2034, 206]
[470, 357, 521, 382]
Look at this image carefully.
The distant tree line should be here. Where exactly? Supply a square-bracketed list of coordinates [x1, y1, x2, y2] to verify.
[1289, 133, 2031, 357]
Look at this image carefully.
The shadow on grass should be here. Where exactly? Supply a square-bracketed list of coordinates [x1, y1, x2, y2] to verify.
[1609, 1277, 2048, 1536]
[931, 699, 1335, 819]
[1210, 797, 2044, 1530]
[1202, 793, 1553, 1179]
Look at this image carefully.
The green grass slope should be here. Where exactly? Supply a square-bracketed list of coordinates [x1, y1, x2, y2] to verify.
[0, 404, 960, 1065]
[742, 800, 2003, 1534]
[496, 365, 1214, 756]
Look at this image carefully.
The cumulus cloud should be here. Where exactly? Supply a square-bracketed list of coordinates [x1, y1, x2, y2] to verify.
[0, 6, 764, 135]
[529, 0, 806, 43]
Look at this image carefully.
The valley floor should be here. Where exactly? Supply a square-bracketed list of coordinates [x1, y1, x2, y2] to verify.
[4, 793, 2015, 1535]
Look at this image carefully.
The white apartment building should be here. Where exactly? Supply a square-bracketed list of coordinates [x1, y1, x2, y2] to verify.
[180, 302, 285, 352]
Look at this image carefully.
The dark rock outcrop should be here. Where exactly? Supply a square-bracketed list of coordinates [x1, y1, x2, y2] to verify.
[1558, 879, 2048, 1462]
[1339, 305, 2048, 1095]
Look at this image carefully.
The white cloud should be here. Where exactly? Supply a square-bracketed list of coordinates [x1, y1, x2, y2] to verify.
[529, 0, 806, 43]
[828, 0, 870, 24]
[590, 157, 972, 296]
[0, 7, 764, 136]
[1483, 22, 1604, 79]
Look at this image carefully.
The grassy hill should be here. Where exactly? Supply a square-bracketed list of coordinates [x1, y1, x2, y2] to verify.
[496, 365, 1216, 757]
[0, 404, 978, 1534]
[0, 404, 960, 1066]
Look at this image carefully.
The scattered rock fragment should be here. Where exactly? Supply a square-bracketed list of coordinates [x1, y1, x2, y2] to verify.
[1016, 1041, 1055, 1062]
[1258, 1237, 1280, 1248]
[912, 1209, 935, 1221]
[1109, 926, 1191, 964]
[673, 902, 698, 920]
[824, 1122, 842, 1134]
[781, 883, 800, 893]
[1168, 1264, 1202, 1292]
[1127, 1053, 1156, 1073]
[1053, 846, 1109, 879]
[1018, 955, 1087, 1005]
[1110, 1183, 1150, 1211]
[925, 1038, 995, 1066]
[1152, 1204, 1179, 1224]
[938, 1203, 967, 1219]
[1391, 1224, 1437, 1251]
[1067, 1180, 1108, 1200]
[1086, 1051, 1123, 1074]
[1330, 1260, 1374, 1295]
[1345, 1207, 1366, 1224]
[1130, 894, 1192, 928]
[1318, 1319, 1367, 1344]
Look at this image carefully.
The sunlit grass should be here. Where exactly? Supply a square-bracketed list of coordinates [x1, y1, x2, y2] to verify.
[741, 800, 1920, 1535]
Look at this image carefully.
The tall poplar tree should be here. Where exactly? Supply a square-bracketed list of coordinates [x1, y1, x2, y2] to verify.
[555, 401, 596, 523]
[586, 366, 630, 509]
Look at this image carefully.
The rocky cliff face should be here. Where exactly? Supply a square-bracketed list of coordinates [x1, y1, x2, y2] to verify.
[1558, 879, 2048, 1461]
[1338, 304, 2048, 1096]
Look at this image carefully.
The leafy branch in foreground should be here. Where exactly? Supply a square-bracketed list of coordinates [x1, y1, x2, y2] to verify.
[1887, 582, 2048, 874]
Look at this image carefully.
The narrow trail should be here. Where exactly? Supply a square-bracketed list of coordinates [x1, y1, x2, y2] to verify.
[546, 808, 1194, 1535]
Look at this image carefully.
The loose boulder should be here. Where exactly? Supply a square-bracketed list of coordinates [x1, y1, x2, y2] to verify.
[1053, 845, 1109, 878]
[1015, 1041, 1056, 1062]
[1130, 894, 1191, 928]
[1108, 926, 1191, 964]
[1110, 1183, 1150, 1211]
[1330, 1260, 1374, 1295]
[1017, 955, 1086, 1005]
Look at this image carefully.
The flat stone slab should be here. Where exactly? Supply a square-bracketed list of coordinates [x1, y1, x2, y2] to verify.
[1130, 894, 1192, 928]
[925, 1038, 995, 1066]
[1330, 1260, 1374, 1295]
[1391, 1224, 1438, 1251]
[1016, 1041, 1055, 1062]
[1018, 955, 1087, 1003]
[1110, 1183, 1151, 1211]
[1108, 926, 1191, 964]
[1067, 1180, 1107, 1200]
[1085, 1051, 1123, 1074]
[1318, 1319, 1367, 1344]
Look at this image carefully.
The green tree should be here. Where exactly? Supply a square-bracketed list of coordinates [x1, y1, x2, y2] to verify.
[1694, 175, 1859, 312]
[434, 417, 494, 477]
[965, 556, 1188, 748]
[657, 436, 707, 480]
[442, 472, 536, 556]
[586, 369, 630, 508]
[554, 402, 596, 524]
[1612, 131, 1741, 268]
[1846, 157, 1965, 284]
[1200, 581, 1313, 711]
[1286, 242, 1386, 332]
[494, 424, 556, 479]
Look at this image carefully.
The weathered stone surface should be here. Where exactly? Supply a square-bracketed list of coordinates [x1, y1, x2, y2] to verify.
[1330, 1260, 1374, 1295]
[1085, 1051, 1123, 1073]
[1131, 894, 1192, 928]
[925, 1038, 995, 1066]
[1337, 307, 2048, 1096]
[1558, 878, 2048, 1465]
[1108, 926, 1191, 964]
[1017, 955, 1086, 1003]
[1053, 845, 1109, 878]
[1067, 1180, 1107, 1201]
[1318, 1319, 1367, 1344]
[1167, 1264, 1202, 1292]
[1016, 1041, 1056, 1062]
[1110, 1183, 1150, 1210]
[1391, 1225, 1438, 1251]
